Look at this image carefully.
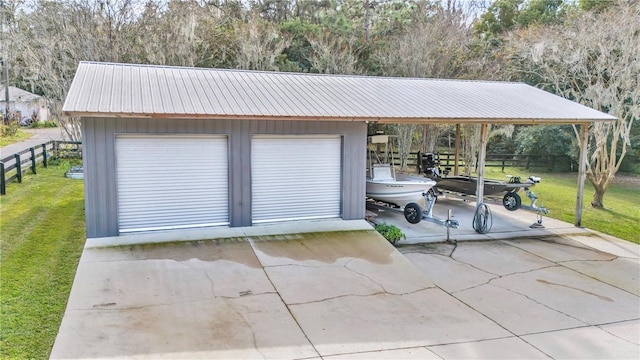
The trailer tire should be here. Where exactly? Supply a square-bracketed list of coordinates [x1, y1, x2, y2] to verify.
[503, 192, 521, 211]
[404, 202, 423, 224]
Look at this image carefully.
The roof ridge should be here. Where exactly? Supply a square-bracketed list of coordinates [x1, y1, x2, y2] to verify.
[77, 61, 523, 85]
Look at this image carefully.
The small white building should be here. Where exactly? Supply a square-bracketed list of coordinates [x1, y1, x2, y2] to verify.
[1, 86, 50, 123]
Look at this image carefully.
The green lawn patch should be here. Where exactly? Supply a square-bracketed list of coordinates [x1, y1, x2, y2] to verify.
[0, 128, 31, 147]
[0, 165, 85, 359]
[482, 167, 640, 243]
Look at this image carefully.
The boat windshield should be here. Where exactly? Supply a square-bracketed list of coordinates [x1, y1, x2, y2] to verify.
[367, 135, 396, 180]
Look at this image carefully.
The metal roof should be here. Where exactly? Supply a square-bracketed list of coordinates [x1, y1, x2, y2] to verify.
[0, 86, 42, 103]
[63, 62, 616, 124]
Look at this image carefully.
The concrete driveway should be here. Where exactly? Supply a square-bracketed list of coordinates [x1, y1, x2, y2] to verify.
[51, 220, 639, 359]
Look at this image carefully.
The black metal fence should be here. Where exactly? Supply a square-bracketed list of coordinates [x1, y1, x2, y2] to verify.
[0, 140, 82, 195]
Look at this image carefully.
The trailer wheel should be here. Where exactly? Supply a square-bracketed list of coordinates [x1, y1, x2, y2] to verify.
[404, 202, 423, 224]
[503, 192, 521, 211]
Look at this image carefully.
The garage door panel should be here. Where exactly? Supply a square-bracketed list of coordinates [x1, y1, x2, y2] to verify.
[116, 135, 229, 233]
[252, 136, 341, 223]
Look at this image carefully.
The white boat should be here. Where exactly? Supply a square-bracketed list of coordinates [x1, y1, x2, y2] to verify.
[366, 135, 436, 207]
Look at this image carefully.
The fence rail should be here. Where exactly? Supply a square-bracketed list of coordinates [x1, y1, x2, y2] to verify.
[0, 140, 82, 195]
[391, 152, 576, 173]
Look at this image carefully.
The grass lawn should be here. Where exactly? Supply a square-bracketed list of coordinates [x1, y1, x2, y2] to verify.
[0, 128, 31, 147]
[0, 165, 85, 359]
[483, 167, 640, 243]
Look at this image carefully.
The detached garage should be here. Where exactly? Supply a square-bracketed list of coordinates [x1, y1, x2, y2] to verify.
[64, 62, 613, 239]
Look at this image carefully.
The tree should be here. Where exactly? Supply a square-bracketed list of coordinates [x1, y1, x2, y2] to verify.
[233, 13, 292, 71]
[505, 1, 640, 207]
[514, 125, 574, 169]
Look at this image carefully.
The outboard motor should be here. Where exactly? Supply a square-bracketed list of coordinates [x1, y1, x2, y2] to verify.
[417, 151, 440, 178]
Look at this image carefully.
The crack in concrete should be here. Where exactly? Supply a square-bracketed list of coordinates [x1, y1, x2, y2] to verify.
[558, 257, 620, 265]
[264, 262, 344, 269]
[397, 242, 457, 257]
[450, 265, 561, 294]
[493, 241, 639, 297]
[288, 291, 387, 306]
[287, 287, 434, 307]
[502, 240, 619, 263]
[227, 303, 267, 359]
[322, 345, 442, 359]
[551, 259, 639, 298]
[597, 319, 640, 346]
[343, 258, 389, 293]
[263, 261, 418, 295]
[424, 335, 517, 349]
[202, 269, 216, 297]
[251, 247, 322, 359]
[490, 283, 588, 326]
[449, 241, 458, 257]
[449, 275, 501, 294]
[536, 279, 614, 302]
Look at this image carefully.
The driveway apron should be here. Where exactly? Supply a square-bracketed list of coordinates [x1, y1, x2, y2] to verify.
[51, 226, 640, 359]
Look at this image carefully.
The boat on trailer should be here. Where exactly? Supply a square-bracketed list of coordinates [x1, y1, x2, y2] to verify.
[365, 135, 458, 231]
[366, 135, 437, 208]
[417, 151, 545, 212]
[432, 174, 537, 197]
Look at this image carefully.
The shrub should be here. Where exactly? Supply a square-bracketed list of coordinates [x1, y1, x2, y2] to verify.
[374, 223, 406, 244]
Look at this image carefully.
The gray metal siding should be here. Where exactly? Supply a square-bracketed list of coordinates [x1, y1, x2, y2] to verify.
[82, 117, 366, 238]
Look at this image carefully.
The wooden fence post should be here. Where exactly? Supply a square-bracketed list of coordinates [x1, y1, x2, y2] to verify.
[42, 143, 48, 168]
[30, 147, 37, 174]
[15, 153, 22, 183]
[0, 161, 5, 195]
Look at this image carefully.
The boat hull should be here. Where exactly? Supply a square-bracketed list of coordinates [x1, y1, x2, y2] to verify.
[366, 175, 436, 207]
[433, 176, 534, 196]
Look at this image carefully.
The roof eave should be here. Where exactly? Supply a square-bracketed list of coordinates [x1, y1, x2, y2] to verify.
[63, 111, 617, 125]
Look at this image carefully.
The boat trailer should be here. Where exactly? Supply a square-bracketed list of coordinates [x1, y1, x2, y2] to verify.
[367, 191, 459, 241]
[434, 180, 550, 234]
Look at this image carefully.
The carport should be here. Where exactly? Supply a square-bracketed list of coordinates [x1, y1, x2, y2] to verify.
[64, 62, 615, 239]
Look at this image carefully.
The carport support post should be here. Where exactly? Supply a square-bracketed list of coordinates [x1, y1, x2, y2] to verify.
[575, 124, 589, 227]
[475, 123, 489, 204]
[454, 124, 460, 176]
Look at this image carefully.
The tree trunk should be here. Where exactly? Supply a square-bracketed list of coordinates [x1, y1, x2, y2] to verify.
[588, 173, 610, 208]
[591, 189, 605, 208]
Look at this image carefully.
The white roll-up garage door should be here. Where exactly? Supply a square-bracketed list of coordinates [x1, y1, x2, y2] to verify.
[116, 135, 229, 233]
[252, 135, 342, 223]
